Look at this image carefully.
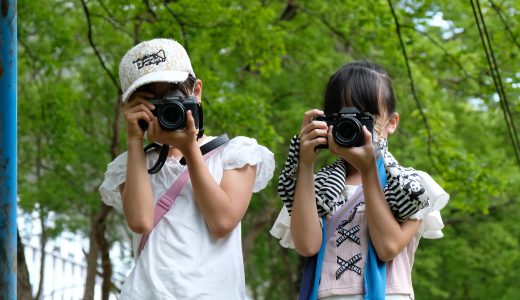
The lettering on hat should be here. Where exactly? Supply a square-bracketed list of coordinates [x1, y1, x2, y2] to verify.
[133, 50, 166, 70]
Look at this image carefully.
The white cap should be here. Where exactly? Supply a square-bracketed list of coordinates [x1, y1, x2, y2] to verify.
[119, 38, 196, 102]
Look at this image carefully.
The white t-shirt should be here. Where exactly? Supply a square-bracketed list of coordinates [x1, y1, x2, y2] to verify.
[100, 136, 275, 300]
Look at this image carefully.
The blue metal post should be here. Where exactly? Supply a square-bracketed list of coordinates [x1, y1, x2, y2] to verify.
[0, 0, 17, 299]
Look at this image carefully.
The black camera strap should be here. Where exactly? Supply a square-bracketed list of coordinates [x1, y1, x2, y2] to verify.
[144, 143, 170, 174]
[179, 133, 229, 166]
[144, 133, 230, 174]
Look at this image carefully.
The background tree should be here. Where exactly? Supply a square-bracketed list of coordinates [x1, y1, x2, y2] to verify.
[17, 0, 519, 299]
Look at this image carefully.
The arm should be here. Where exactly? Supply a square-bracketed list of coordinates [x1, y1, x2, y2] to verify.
[329, 126, 420, 261]
[359, 158, 421, 261]
[148, 111, 257, 239]
[183, 143, 257, 239]
[120, 92, 157, 234]
[290, 109, 329, 257]
[291, 160, 323, 256]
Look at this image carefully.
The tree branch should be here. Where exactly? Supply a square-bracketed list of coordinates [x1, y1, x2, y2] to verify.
[489, 0, 520, 50]
[143, 0, 158, 20]
[80, 0, 121, 92]
[163, 0, 189, 51]
[387, 0, 437, 169]
[400, 24, 484, 85]
[279, 0, 299, 21]
[300, 6, 355, 54]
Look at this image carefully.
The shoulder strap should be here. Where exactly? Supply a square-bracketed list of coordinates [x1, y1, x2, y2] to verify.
[179, 133, 229, 165]
[138, 134, 230, 256]
[325, 186, 364, 242]
[364, 156, 388, 300]
[144, 134, 230, 173]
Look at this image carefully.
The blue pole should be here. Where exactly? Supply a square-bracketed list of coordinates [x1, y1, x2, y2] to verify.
[0, 0, 17, 299]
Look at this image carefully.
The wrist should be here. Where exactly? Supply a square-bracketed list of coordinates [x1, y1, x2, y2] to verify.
[360, 158, 379, 182]
[127, 137, 145, 148]
[296, 161, 315, 177]
[180, 140, 201, 160]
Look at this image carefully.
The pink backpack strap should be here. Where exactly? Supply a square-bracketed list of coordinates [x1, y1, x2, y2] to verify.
[138, 149, 220, 256]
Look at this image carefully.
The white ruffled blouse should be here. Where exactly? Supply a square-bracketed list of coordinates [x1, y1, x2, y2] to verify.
[100, 136, 275, 300]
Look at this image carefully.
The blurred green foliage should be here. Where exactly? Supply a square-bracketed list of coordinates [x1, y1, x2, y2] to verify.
[18, 0, 519, 298]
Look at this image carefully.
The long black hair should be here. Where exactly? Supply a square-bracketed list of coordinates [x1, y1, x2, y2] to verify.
[322, 61, 396, 117]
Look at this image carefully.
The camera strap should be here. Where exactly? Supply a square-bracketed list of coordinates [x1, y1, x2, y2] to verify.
[179, 133, 229, 165]
[144, 143, 170, 174]
[144, 133, 230, 174]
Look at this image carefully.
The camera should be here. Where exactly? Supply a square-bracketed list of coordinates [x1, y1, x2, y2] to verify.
[313, 107, 374, 148]
[139, 90, 202, 131]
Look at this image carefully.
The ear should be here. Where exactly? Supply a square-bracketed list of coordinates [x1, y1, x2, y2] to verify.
[386, 112, 399, 135]
[194, 79, 202, 103]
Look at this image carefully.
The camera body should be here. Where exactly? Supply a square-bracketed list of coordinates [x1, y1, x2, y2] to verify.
[313, 107, 374, 148]
[139, 90, 202, 131]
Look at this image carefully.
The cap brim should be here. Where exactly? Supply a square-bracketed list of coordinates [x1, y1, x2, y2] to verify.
[121, 70, 189, 102]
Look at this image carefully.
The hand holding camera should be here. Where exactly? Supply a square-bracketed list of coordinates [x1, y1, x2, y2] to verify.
[304, 107, 376, 172]
[298, 109, 328, 165]
[328, 124, 376, 173]
[138, 90, 202, 132]
[124, 91, 156, 140]
[313, 107, 374, 148]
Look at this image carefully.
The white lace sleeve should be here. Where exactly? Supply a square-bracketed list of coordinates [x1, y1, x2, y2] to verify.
[99, 152, 128, 211]
[269, 206, 295, 249]
[409, 171, 450, 239]
[221, 136, 275, 192]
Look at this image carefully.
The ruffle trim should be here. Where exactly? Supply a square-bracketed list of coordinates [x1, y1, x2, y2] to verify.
[270, 170, 449, 248]
[408, 171, 449, 239]
[221, 136, 275, 192]
[99, 152, 128, 211]
[99, 136, 275, 210]
[269, 206, 295, 249]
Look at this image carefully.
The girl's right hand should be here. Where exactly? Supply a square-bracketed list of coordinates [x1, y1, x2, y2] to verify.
[299, 109, 328, 165]
[124, 91, 156, 140]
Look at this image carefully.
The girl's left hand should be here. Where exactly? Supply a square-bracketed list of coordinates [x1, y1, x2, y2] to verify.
[147, 110, 199, 154]
[328, 125, 376, 173]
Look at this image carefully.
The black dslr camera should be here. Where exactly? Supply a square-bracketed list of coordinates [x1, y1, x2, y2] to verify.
[139, 90, 202, 131]
[313, 107, 374, 148]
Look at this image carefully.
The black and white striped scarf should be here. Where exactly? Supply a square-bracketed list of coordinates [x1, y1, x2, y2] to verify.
[277, 135, 429, 222]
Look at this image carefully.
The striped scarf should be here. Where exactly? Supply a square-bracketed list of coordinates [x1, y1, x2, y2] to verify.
[278, 135, 429, 222]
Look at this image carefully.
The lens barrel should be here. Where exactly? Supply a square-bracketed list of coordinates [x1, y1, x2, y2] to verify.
[158, 101, 186, 130]
[332, 117, 363, 147]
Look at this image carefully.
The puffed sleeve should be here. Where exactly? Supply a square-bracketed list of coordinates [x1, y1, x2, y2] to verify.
[379, 139, 449, 238]
[411, 171, 450, 239]
[99, 152, 128, 211]
[221, 136, 275, 192]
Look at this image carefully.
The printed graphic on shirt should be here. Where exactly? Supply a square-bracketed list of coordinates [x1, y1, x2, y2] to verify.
[133, 50, 166, 69]
[336, 225, 361, 247]
[336, 254, 363, 279]
[381, 143, 429, 221]
[336, 202, 363, 230]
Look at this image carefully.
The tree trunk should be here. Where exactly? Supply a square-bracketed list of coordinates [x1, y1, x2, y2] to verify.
[84, 202, 114, 300]
[242, 198, 276, 262]
[35, 213, 47, 300]
[95, 204, 113, 300]
[83, 214, 99, 300]
[17, 229, 34, 300]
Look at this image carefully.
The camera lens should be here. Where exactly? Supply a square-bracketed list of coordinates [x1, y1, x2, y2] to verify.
[332, 117, 363, 147]
[158, 102, 185, 130]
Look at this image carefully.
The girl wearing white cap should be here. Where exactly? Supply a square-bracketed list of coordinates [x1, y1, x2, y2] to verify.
[100, 38, 275, 299]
